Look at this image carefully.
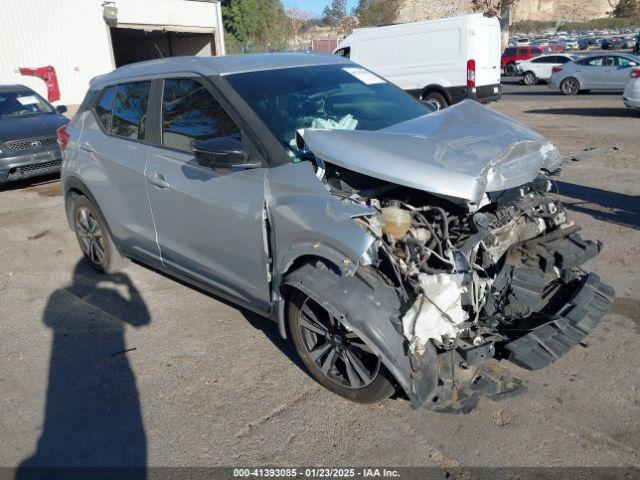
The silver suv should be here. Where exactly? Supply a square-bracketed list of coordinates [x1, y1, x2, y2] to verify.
[62, 53, 613, 411]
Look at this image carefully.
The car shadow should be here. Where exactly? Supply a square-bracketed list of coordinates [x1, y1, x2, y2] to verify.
[0, 173, 60, 192]
[16, 260, 150, 478]
[526, 107, 638, 117]
[553, 180, 640, 230]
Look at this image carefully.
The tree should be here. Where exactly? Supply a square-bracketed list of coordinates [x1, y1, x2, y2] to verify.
[354, 0, 400, 27]
[613, 0, 639, 17]
[222, 0, 289, 51]
[471, 0, 520, 49]
[322, 0, 347, 27]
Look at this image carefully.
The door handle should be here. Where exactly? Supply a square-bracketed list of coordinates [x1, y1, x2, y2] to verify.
[147, 172, 170, 189]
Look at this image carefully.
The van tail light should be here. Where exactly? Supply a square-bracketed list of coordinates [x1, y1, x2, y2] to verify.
[467, 59, 476, 87]
[552, 66, 563, 74]
[630, 69, 640, 78]
[56, 124, 70, 151]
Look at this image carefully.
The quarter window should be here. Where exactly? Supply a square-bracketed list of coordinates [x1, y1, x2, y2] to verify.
[111, 82, 151, 140]
[95, 86, 115, 131]
[162, 78, 241, 153]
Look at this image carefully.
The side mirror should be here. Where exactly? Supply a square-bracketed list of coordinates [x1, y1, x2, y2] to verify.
[193, 137, 262, 170]
[56, 105, 68, 114]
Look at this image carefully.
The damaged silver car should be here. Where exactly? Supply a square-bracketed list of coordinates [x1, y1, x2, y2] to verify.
[62, 53, 613, 410]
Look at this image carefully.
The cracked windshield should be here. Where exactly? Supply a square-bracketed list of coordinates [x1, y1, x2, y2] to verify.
[225, 64, 431, 158]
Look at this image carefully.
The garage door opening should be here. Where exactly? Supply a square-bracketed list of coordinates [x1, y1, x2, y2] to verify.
[110, 27, 215, 67]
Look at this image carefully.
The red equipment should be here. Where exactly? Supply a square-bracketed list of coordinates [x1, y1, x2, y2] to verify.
[19, 66, 60, 102]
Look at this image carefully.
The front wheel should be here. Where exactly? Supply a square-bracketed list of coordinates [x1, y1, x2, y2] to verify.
[523, 71, 537, 86]
[560, 77, 580, 95]
[288, 290, 396, 403]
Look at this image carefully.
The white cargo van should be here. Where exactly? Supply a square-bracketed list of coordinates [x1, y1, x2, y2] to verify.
[334, 13, 502, 109]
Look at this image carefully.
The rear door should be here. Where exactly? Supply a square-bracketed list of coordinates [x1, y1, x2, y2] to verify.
[78, 81, 160, 263]
[144, 76, 271, 308]
[576, 56, 608, 89]
[470, 19, 501, 87]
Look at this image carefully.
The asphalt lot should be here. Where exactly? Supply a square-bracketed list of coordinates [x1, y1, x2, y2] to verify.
[1, 79, 639, 472]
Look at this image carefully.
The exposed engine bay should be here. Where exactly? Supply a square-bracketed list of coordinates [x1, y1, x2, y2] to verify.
[312, 160, 613, 410]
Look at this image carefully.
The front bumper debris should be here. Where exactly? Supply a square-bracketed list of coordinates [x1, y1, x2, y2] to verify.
[503, 273, 614, 370]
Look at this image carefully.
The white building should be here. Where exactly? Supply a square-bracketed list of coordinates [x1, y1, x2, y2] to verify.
[0, 0, 225, 106]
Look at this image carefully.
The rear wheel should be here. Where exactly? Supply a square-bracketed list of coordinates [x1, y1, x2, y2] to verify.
[288, 290, 395, 403]
[421, 91, 448, 110]
[523, 71, 537, 86]
[560, 77, 580, 95]
[504, 63, 518, 77]
[72, 195, 129, 273]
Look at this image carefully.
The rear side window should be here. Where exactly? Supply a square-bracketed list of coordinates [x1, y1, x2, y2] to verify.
[503, 48, 515, 56]
[95, 87, 115, 131]
[558, 56, 572, 64]
[517, 48, 527, 56]
[161, 78, 241, 153]
[111, 82, 151, 140]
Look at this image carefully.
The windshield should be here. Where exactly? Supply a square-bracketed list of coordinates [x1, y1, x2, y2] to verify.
[0, 91, 54, 119]
[225, 64, 431, 157]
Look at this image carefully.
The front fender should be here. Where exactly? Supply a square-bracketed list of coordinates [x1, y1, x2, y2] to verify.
[282, 263, 438, 407]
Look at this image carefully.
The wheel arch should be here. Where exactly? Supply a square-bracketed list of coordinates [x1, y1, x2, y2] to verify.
[63, 176, 117, 243]
[420, 84, 452, 104]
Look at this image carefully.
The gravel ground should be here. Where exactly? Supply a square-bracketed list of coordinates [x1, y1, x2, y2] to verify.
[0, 80, 639, 472]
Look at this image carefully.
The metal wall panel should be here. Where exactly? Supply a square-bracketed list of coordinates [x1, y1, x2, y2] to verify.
[0, 0, 223, 106]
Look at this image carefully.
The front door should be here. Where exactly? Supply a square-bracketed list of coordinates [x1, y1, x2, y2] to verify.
[145, 77, 271, 308]
[611, 56, 639, 89]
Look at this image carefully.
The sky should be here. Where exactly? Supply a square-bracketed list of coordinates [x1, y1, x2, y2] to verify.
[283, 0, 359, 17]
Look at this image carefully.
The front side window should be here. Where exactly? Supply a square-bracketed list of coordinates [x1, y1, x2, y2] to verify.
[225, 64, 430, 158]
[95, 86, 115, 131]
[112, 81, 151, 140]
[335, 47, 350, 58]
[0, 90, 53, 119]
[162, 78, 241, 153]
[517, 49, 527, 56]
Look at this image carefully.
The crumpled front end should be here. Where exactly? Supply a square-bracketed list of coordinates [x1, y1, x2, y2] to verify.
[285, 148, 613, 412]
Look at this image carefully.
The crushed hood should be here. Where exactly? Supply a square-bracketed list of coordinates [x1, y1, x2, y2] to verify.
[300, 100, 562, 205]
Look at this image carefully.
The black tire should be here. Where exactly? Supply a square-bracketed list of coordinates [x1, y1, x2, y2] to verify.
[504, 63, 518, 77]
[421, 91, 448, 110]
[71, 195, 129, 273]
[560, 77, 580, 95]
[288, 289, 396, 403]
[523, 71, 537, 86]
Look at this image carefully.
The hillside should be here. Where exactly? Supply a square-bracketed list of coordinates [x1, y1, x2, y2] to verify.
[396, 0, 620, 23]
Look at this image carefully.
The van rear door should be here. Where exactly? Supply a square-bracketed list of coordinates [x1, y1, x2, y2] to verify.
[470, 20, 501, 87]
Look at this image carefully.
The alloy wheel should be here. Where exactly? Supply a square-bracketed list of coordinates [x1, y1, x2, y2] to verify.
[75, 207, 105, 266]
[297, 297, 380, 389]
[561, 78, 579, 95]
[523, 72, 536, 85]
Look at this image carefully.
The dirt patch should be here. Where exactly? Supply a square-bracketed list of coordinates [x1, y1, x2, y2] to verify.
[610, 297, 640, 334]
[32, 181, 61, 197]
